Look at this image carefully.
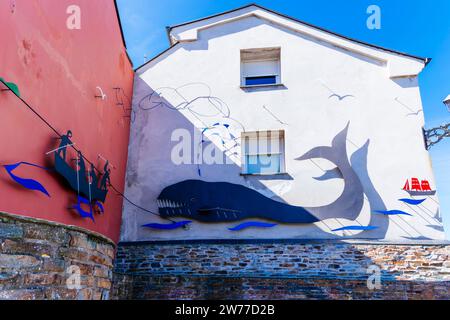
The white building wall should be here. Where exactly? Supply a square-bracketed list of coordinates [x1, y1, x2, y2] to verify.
[121, 15, 445, 241]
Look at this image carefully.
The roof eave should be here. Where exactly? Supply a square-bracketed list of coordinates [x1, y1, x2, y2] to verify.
[134, 42, 180, 72]
[166, 26, 174, 45]
[166, 3, 429, 65]
[113, 0, 134, 68]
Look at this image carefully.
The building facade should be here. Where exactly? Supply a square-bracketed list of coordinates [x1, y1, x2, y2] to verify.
[122, 4, 445, 242]
[113, 4, 449, 300]
[1, 2, 448, 300]
[0, 0, 133, 299]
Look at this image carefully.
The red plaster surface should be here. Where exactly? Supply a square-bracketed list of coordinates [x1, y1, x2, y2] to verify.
[0, 0, 134, 243]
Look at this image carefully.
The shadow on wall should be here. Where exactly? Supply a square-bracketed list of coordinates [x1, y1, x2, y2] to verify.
[182, 15, 386, 69]
[349, 140, 389, 239]
[124, 76, 398, 240]
[111, 241, 450, 300]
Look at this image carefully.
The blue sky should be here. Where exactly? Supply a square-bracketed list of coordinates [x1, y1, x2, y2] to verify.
[116, 0, 450, 238]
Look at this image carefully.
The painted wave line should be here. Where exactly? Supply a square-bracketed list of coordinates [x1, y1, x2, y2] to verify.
[142, 221, 192, 230]
[332, 225, 378, 232]
[228, 221, 277, 231]
[398, 198, 426, 205]
[374, 210, 412, 216]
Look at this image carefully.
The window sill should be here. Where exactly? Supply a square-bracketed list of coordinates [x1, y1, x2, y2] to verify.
[240, 83, 285, 89]
[240, 172, 289, 177]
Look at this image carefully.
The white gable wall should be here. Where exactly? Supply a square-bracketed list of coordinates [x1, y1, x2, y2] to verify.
[169, 5, 426, 78]
[122, 15, 444, 242]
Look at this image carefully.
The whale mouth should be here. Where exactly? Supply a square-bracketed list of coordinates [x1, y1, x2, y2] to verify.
[157, 198, 191, 217]
[156, 197, 243, 220]
[156, 198, 186, 209]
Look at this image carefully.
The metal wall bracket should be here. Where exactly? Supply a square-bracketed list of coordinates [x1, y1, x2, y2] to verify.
[424, 123, 450, 149]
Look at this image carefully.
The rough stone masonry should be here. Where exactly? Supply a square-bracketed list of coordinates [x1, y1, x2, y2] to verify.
[1, 211, 449, 300]
[0, 212, 115, 300]
[112, 240, 450, 300]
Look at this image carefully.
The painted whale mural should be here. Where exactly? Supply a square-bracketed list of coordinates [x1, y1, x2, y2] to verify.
[156, 124, 365, 225]
[297, 123, 364, 221]
[157, 179, 319, 223]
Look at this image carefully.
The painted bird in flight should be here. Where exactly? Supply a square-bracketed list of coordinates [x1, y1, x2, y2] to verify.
[328, 93, 355, 101]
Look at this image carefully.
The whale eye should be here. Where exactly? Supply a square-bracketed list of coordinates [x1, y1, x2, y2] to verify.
[190, 197, 196, 203]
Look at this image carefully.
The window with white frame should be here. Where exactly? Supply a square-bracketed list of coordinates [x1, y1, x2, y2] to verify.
[241, 130, 285, 175]
[240, 48, 281, 86]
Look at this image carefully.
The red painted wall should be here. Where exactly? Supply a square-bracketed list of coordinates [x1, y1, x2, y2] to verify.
[0, 0, 134, 243]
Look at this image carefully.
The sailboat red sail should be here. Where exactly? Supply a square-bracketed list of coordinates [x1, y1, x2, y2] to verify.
[403, 178, 436, 196]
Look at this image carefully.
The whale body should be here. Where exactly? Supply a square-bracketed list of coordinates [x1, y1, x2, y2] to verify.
[157, 179, 319, 223]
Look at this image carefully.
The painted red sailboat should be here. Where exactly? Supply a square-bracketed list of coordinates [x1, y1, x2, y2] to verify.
[403, 178, 436, 196]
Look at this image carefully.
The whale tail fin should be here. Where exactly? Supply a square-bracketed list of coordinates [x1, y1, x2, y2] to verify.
[296, 123, 365, 221]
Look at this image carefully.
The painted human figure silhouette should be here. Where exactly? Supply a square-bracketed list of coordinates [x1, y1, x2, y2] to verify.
[57, 130, 73, 160]
[99, 161, 110, 190]
[76, 151, 87, 179]
[89, 163, 98, 188]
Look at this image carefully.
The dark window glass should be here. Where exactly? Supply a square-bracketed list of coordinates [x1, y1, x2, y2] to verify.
[245, 76, 277, 86]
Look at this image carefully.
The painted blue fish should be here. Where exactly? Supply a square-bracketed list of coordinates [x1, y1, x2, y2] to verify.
[3, 162, 50, 197]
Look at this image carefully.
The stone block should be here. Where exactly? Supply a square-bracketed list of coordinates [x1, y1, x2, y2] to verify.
[1, 239, 57, 257]
[89, 253, 113, 267]
[96, 242, 115, 259]
[97, 278, 112, 290]
[77, 288, 93, 300]
[66, 261, 96, 275]
[44, 287, 78, 300]
[0, 289, 45, 300]
[0, 223, 23, 239]
[41, 258, 66, 273]
[58, 247, 90, 262]
[94, 266, 110, 278]
[24, 224, 68, 244]
[69, 232, 97, 251]
[0, 272, 19, 285]
[23, 273, 65, 286]
[0, 253, 41, 270]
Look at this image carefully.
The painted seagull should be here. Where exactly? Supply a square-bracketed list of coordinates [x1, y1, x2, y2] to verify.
[328, 93, 355, 101]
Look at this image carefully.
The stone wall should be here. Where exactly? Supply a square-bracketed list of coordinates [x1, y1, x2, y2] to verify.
[112, 240, 450, 300]
[0, 212, 115, 300]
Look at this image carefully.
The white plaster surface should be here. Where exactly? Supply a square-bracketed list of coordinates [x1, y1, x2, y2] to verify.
[121, 11, 444, 242]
